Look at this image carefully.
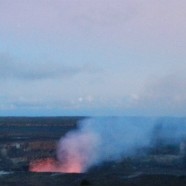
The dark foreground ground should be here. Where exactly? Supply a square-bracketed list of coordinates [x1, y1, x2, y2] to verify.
[0, 117, 186, 186]
[0, 171, 186, 186]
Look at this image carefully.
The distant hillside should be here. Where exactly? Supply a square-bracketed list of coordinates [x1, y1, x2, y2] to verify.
[0, 116, 85, 126]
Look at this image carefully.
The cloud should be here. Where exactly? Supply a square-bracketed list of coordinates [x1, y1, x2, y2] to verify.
[128, 73, 186, 115]
[1, 0, 186, 48]
[0, 53, 102, 112]
[0, 53, 90, 80]
[0, 0, 136, 33]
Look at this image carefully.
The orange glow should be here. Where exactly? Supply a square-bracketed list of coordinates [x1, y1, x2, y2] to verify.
[29, 158, 83, 173]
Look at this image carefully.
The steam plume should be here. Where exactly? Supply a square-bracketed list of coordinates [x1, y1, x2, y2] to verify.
[31, 117, 186, 173]
[57, 117, 186, 172]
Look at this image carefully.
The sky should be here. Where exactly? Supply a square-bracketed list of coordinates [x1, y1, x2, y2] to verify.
[0, 0, 186, 116]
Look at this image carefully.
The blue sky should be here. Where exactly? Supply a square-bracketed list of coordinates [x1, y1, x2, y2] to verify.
[0, 0, 186, 116]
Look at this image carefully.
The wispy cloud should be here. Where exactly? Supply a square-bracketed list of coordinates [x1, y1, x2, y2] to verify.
[0, 53, 93, 80]
[127, 73, 186, 115]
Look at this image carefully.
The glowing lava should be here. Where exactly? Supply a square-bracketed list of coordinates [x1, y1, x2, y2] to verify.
[29, 124, 98, 173]
[29, 158, 83, 173]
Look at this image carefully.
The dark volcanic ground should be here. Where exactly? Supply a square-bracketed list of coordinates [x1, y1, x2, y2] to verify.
[0, 117, 186, 186]
[0, 171, 186, 186]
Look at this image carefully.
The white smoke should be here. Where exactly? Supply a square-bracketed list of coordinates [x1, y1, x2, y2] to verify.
[57, 117, 186, 172]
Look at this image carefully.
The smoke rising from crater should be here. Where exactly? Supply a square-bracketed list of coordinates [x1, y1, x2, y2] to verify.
[57, 117, 186, 172]
[30, 117, 186, 173]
